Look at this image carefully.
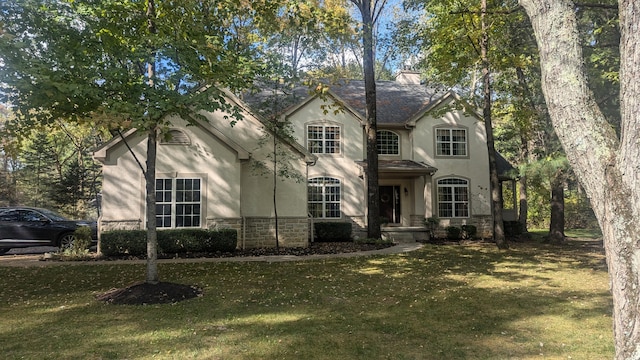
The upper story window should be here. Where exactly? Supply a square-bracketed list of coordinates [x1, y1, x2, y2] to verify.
[436, 128, 467, 156]
[307, 124, 341, 154]
[437, 178, 469, 218]
[377, 130, 399, 155]
[156, 178, 202, 228]
[308, 177, 341, 219]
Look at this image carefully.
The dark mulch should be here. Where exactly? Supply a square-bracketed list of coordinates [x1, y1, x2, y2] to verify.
[103, 241, 395, 261]
[95, 242, 393, 306]
[96, 281, 203, 305]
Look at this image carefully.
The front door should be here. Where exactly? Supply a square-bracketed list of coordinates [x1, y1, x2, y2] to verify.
[379, 186, 400, 224]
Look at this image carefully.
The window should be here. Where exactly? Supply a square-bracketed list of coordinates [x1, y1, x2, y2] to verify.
[156, 178, 201, 228]
[436, 128, 467, 156]
[437, 178, 469, 218]
[308, 177, 341, 218]
[377, 130, 399, 155]
[307, 124, 340, 154]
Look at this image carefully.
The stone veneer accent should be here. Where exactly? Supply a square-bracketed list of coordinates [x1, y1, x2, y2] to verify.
[99, 219, 143, 231]
[434, 215, 493, 239]
[208, 217, 309, 249]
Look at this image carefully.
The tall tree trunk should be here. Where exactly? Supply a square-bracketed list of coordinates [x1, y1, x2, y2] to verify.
[145, 128, 159, 284]
[481, 0, 507, 248]
[519, 1, 640, 357]
[547, 176, 565, 243]
[273, 133, 280, 252]
[518, 175, 529, 236]
[145, 0, 159, 284]
[353, 0, 381, 239]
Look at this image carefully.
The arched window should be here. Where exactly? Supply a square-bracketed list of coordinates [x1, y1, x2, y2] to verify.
[308, 177, 341, 218]
[377, 130, 399, 155]
[437, 178, 469, 218]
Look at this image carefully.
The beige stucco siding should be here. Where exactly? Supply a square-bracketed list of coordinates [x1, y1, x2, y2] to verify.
[413, 108, 492, 217]
[286, 96, 367, 221]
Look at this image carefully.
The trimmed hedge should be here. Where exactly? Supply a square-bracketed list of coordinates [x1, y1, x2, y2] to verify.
[314, 222, 352, 242]
[100, 228, 237, 257]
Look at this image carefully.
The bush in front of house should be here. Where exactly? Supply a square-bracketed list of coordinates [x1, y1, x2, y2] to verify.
[314, 222, 352, 242]
[100, 229, 237, 256]
[445, 226, 462, 240]
[460, 225, 477, 240]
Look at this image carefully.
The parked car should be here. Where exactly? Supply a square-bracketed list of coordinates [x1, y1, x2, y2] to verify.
[0, 207, 97, 254]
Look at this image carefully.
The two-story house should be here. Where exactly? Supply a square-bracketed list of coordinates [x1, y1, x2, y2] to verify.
[94, 71, 514, 248]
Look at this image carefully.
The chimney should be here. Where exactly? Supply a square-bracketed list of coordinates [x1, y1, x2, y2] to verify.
[395, 70, 421, 85]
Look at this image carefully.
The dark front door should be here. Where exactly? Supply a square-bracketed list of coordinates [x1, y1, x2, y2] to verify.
[380, 186, 400, 224]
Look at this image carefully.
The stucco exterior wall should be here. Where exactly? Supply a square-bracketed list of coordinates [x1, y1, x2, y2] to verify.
[96, 97, 311, 248]
[286, 96, 367, 222]
[412, 106, 492, 219]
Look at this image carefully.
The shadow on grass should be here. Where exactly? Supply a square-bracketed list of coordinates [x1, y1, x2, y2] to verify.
[0, 240, 613, 359]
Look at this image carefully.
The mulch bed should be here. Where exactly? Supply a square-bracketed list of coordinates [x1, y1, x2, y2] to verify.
[95, 241, 393, 306]
[103, 241, 395, 261]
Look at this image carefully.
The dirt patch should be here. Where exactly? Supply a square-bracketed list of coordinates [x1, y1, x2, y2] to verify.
[96, 281, 203, 305]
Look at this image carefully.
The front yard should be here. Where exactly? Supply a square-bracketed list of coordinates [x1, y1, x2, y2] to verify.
[0, 235, 613, 359]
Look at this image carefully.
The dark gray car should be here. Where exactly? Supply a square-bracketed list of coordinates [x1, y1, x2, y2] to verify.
[0, 207, 97, 254]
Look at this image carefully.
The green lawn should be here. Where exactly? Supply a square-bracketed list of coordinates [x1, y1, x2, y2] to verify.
[0, 238, 613, 359]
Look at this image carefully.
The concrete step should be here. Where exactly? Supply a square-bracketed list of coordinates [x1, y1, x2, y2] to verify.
[381, 227, 429, 244]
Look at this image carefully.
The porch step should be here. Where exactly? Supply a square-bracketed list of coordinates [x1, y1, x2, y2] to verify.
[381, 227, 429, 244]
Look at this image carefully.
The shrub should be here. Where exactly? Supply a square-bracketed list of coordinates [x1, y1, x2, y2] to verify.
[58, 226, 93, 257]
[445, 226, 462, 240]
[100, 229, 237, 256]
[314, 222, 352, 242]
[100, 230, 147, 256]
[424, 217, 440, 239]
[460, 225, 477, 240]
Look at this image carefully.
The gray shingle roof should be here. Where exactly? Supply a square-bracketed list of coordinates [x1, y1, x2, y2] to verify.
[242, 80, 447, 125]
[327, 80, 445, 125]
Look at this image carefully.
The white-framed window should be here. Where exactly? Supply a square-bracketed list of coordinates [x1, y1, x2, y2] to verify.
[308, 177, 341, 218]
[437, 178, 469, 218]
[436, 128, 467, 156]
[307, 124, 341, 154]
[156, 178, 202, 228]
[377, 130, 399, 155]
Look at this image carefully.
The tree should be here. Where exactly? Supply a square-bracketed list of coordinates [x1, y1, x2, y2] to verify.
[399, 0, 515, 246]
[1, 0, 281, 284]
[351, 0, 388, 239]
[517, 0, 640, 357]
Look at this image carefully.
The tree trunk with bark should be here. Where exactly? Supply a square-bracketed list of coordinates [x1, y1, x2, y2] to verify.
[145, 128, 159, 284]
[518, 0, 640, 357]
[481, 0, 507, 248]
[353, 0, 381, 239]
[547, 176, 565, 243]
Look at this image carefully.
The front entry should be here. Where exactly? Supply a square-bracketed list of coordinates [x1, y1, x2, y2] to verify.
[380, 186, 401, 224]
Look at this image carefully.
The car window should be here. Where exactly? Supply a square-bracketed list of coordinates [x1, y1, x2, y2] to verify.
[37, 208, 67, 221]
[18, 210, 48, 222]
[0, 210, 20, 221]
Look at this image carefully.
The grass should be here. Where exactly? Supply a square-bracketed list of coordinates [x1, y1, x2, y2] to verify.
[0, 237, 613, 359]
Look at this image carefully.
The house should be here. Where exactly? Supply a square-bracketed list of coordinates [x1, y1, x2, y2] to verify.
[94, 71, 515, 247]
[93, 89, 316, 249]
